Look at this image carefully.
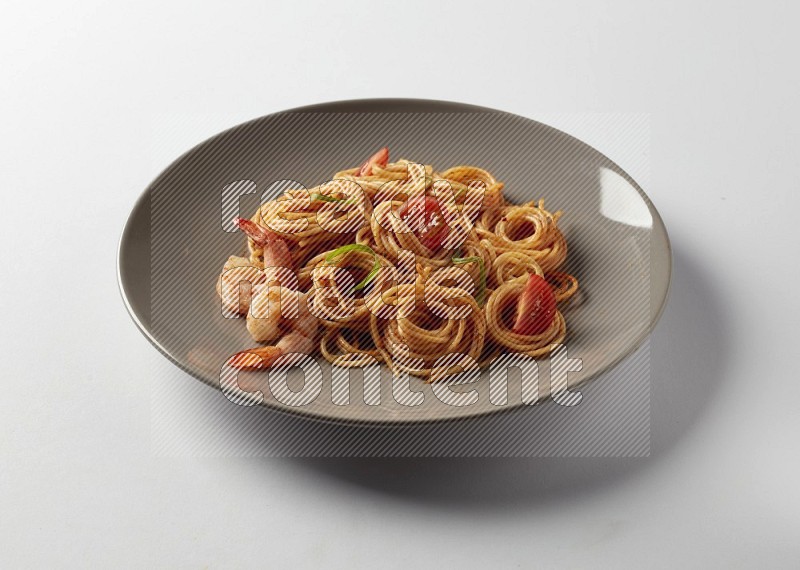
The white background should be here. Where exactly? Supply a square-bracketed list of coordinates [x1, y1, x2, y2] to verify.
[2, 0, 799, 568]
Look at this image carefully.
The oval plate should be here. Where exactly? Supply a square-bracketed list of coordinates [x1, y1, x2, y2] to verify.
[118, 99, 671, 425]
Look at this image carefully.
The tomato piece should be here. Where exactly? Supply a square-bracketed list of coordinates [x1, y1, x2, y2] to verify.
[512, 273, 557, 335]
[356, 146, 389, 176]
[397, 195, 450, 251]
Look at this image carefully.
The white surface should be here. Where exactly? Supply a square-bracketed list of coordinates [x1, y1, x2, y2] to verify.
[2, 0, 799, 568]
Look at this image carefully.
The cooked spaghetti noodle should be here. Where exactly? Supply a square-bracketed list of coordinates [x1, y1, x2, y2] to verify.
[218, 148, 579, 381]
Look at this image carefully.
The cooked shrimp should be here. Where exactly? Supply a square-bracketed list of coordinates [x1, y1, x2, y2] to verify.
[233, 217, 293, 270]
[216, 256, 265, 315]
[356, 146, 389, 176]
[228, 286, 319, 369]
[226, 221, 320, 370]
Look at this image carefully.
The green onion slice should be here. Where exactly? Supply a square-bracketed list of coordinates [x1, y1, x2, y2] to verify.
[311, 193, 343, 202]
[325, 244, 381, 291]
[452, 255, 486, 306]
[311, 193, 358, 206]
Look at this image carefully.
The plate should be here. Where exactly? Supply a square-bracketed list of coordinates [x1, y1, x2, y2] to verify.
[118, 99, 671, 425]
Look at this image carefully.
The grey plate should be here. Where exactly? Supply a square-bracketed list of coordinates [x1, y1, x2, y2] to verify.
[118, 99, 671, 426]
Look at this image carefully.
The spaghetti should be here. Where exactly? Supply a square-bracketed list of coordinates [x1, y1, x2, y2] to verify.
[217, 147, 579, 381]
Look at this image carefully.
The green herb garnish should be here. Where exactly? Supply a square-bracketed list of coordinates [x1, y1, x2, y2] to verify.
[326, 244, 381, 291]
[452, 255, 486, 306]
[311, 193, 344, 202]
[312, 193, 358, 206]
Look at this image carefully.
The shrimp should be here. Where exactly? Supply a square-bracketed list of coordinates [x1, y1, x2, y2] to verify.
[228, 286, 318, 369]
[233, 217, 293, 270]
[216, 256, 265, 315]
[356, 146, 389, 176]
[226, 218, 319, 370]
[216, 216, 288, 315]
